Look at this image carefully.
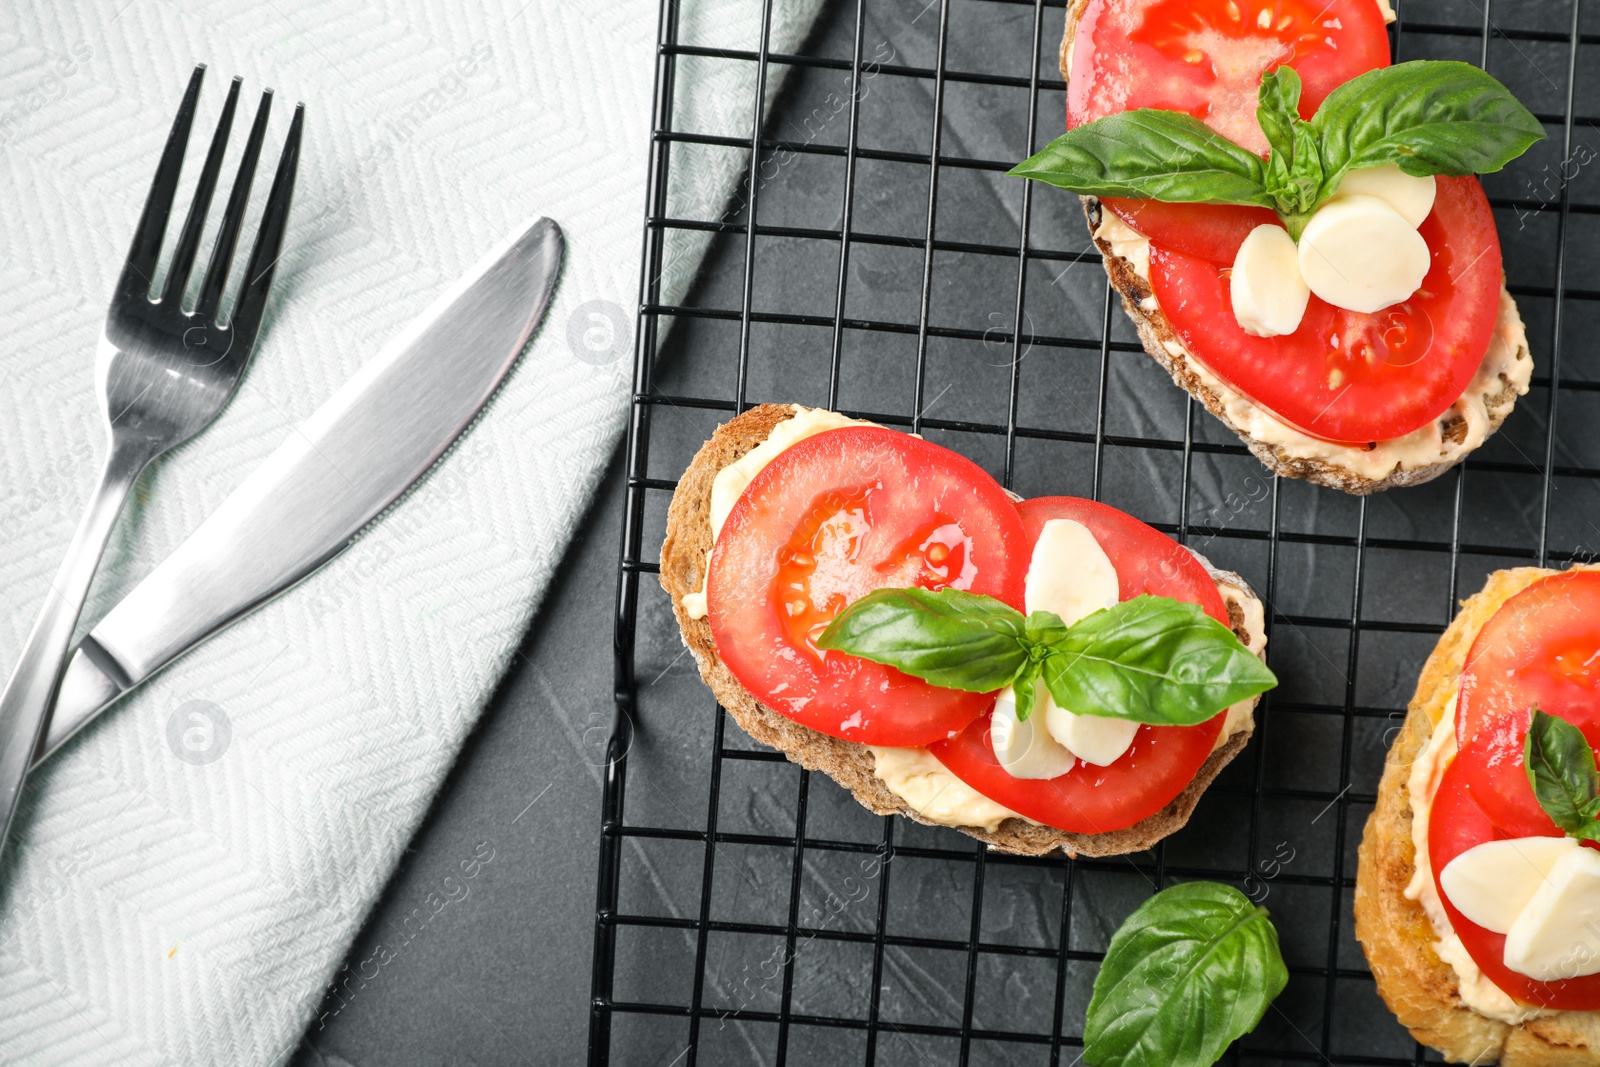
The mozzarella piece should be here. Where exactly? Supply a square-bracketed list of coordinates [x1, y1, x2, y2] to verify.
[1330, 164, 1437, 228]
[1504, 845, 1600, 982]
[1025, 519, 1120, 625]
[989, 686, 1076, 779]
[1017, 518, 1138, 768]
[1229, 224, 1311, 337]
[1440, 836, 1578, 934]
[1044, 701, 1139, 767]
[1297, 195, 1430, 314]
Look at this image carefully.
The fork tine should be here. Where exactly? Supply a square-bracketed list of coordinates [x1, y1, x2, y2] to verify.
[194, 90, 272, 321]
[224, 102, 303, 348]
[160, 76, 241, 306]
[119, 65, 205, 299]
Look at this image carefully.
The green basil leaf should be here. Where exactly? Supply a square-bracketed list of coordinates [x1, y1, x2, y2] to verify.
[1313, 60, 1545, 184]
[1025, 608, 1069, 644]
[1085, 881, 1287, 1067]
[1010, 109, 1274, 206]
[1524, 707, 1600, 840]
[815, 587, 1030, 693]
[1256, 68, 1322, 231]
[1040, 596, 1276, 726]
[1273, 120, 1324, 238]
[1256, 66, 1302, 170]
[1013, 661, 1041, 724]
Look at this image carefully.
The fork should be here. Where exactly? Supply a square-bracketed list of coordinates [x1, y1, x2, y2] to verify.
[0, 65, 303, 849]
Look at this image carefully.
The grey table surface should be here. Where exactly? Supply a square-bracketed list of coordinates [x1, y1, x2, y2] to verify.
[292, 440, 621, 1067]
[292, 0, 1599, 1062]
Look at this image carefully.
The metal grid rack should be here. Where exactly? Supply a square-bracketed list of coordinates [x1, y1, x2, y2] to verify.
[592, 0, 1600, 1062]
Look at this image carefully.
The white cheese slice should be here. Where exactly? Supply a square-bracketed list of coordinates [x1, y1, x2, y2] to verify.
[1018, 519, 1137, 768]
[1229, 224, 1310, 337]
[989, 686, 1076, 780]
[1024, 519, 1120, 626]
[1504, 845, 1600, 982]
[1297, 194, 1430, 315]
[1044, 701, 1139, 768]
[1330, 163, 1437, 228]
[1440, 836, 1578, 934]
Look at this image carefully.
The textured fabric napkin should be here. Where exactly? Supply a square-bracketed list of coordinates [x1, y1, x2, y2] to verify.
[0, 0, 821, 1061]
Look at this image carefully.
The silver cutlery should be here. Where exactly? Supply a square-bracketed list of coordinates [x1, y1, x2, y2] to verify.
[0, 66, 302, 839]
[36, 216, 565, 764]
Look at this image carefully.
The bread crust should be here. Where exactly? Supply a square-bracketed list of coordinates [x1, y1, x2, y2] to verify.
[659, 403, 1262, 858]
[1059, 0, 1531, 496]
[1355, 565, 1600, 1064]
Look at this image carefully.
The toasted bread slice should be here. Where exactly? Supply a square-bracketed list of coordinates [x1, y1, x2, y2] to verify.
[1059, 0, 1532, 495]
[1355, 565, 1600, 1064]
[659, 403, 1264, 858]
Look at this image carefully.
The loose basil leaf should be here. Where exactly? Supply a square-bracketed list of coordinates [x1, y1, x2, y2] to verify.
[1256, 67, 1322, 234]
[1040, 596, 1276, 726]
[1524, 707, 1600, 841]
[1009, 109, 1274, 207]
[815, 587, 1029, 693]
[1314, 60, 1545, 186]
[1085, 881, 1287, 1067]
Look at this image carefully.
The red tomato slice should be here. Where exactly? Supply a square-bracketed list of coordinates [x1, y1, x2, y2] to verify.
[707, 426, 1029, 746]
[1102, 199, 1280, 266]
[1429, 757, 1600, 1010]
[927, 497, 1230, 834]
[1067, 0, 1391, 155]
[1454, 570, 1600, 837]
[1148, 176, 1503, 445]
[929, 712, 1224, 834]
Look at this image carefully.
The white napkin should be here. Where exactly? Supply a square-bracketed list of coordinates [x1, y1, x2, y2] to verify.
[0, 0, 822, 1061]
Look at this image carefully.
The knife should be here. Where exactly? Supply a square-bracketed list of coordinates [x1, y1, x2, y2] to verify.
[35, 216, 564, 764]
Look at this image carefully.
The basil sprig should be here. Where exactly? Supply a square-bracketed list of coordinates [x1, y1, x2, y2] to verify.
[1257, 68, 1322, 226]
[814, 588, 1275, 725]
[1524, 707, 1600, 841]
[1084, 882, 1288, 1067]
[1011, 60, 1544, 239]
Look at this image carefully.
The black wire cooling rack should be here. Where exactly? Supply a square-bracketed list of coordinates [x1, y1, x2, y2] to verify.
[591, 0, 1600, 1062]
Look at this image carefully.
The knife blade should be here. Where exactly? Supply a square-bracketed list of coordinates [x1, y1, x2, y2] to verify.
[36, 216, 564, 764]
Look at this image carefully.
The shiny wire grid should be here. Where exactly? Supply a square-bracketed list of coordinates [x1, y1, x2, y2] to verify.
[592, 0, 1598, 1062]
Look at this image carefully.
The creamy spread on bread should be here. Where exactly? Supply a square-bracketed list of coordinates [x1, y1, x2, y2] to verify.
[681, 405, 872, 619]
[1092, 211, 1533, 482]
[868, 746, 1033, 832]
[1404, 695, 1556, 1025]
[870, 577, 1264, 832]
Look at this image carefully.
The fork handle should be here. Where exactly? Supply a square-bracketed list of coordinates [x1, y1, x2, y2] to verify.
[0, 438, 152, 846]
